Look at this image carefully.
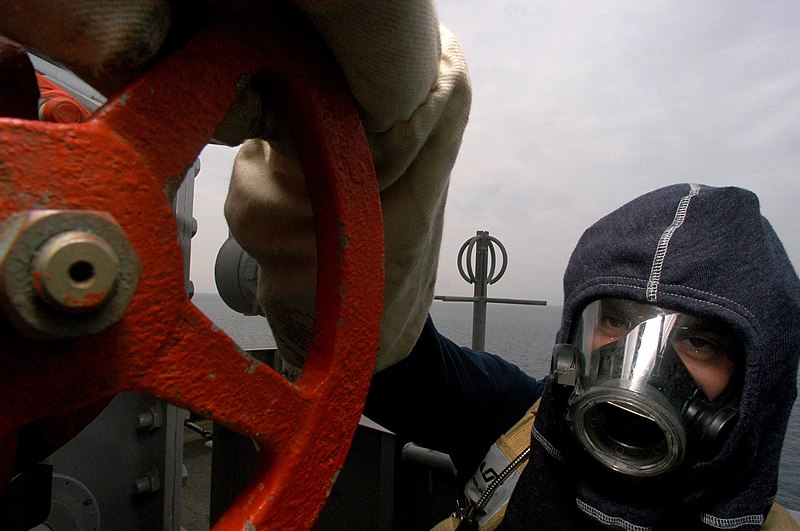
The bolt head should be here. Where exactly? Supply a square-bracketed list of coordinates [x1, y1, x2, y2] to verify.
[32, 231, 120, 313]
[0, 210, 140, 339]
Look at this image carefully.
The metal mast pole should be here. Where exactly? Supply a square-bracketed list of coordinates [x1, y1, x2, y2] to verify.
[471, 231, 489, 351]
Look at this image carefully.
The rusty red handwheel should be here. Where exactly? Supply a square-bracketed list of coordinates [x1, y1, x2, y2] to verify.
[0, 3, 383, 529]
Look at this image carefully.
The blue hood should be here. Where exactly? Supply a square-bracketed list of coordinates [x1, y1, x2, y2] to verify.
[505, 184, 800, 529]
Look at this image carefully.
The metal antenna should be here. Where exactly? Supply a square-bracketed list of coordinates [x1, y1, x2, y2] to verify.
[435, 231, 546, 351]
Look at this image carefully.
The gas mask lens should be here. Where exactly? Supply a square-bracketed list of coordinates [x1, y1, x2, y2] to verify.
[550, 299, 740, 478]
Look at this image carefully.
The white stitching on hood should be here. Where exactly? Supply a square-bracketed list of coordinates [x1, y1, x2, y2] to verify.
[576, 499, 652, 531]
[699, 511, 764, 529]
[646, 183, 702, 303]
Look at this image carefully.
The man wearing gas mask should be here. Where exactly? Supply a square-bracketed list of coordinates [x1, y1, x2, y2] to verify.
[507, 183, 800, 530]
[515, 183, 800, 529]
[365, 183, 800, 530]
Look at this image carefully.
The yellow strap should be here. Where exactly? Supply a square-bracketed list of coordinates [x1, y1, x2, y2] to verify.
[430, 515, 460, 531]
[432, 400, 542, 531]
[764, 503, 800, 531]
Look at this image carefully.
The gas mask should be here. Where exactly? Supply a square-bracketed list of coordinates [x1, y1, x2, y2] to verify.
[550, 299, 740, 478]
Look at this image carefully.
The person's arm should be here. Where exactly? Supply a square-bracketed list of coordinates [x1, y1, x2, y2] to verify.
[225, 1, 472, 372]
[364, 316, 546, 479]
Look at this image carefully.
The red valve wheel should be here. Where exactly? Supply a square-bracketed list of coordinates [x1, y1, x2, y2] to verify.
[0, 4, 383, 530]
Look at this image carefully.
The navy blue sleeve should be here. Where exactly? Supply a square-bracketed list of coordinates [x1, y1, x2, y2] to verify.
[364, 315, 546, 480]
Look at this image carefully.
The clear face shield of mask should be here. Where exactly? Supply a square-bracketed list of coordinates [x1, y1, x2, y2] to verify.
[550, 299, 741, 478]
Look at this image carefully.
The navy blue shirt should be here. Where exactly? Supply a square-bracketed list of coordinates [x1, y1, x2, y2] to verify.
[364, 315, 546, 481]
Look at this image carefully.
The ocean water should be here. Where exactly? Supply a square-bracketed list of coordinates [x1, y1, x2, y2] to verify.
[191, 294, 800, 511]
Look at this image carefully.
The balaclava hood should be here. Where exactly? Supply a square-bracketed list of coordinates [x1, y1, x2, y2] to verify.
[504, 184, 800, 530]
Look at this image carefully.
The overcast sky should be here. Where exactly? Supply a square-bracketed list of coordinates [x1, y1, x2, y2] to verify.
[189, 0, 800, 306]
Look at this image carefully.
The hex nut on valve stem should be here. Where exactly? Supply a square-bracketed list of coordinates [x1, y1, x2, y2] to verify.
[0, 210, 141, 339]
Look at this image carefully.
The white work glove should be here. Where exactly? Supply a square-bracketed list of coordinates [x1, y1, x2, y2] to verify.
[225, 3, 471, 371]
